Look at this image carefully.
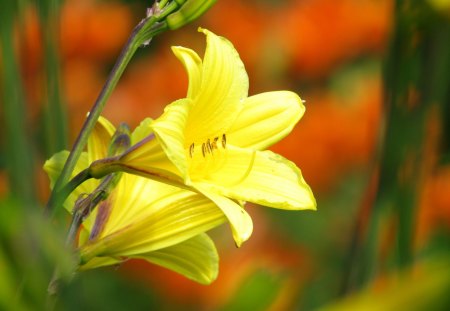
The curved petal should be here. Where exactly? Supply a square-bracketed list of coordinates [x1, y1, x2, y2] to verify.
[227, 91, 305, 150]
[184, 28, 249, 144]
[131, 117, 153, 144]
[194, 184, 253, 247]
[79, 179, 226, 261]
[44, 150, 70, 190]
[118, 139, 184, 185]
[100, 174, 193, 234]
[88, 116, 116, 162]
[151, 99, 191, 183]
[44, 151, 99, 214]
[172, 46, 202, 98]
[198, 147, 316, 210]
[79, 256, 122, 271]
[137, 233, 218, 285]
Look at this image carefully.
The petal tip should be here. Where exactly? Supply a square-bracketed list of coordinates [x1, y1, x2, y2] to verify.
[233, 225, 252, 248]
[197, 27, 207, 34]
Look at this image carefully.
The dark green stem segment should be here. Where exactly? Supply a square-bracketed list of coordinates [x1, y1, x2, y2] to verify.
[39, 0, 68, 155]
[48, 173, 119, 297]
[0, 2, 36, 206]
[66, 173, 117, 245]
[46, 168, 93, 218]
[46, 17, 167, 217]
[357, 0, 450, 286]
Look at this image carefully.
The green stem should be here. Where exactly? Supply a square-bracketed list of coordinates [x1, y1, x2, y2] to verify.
[48, 173, 117, 297]
[39, 0, 68, 155]
[0, 1, 35, 205]
[358, 0, 450, 287]
[46, 168, 92, 215]
[46, 18, 167, 216]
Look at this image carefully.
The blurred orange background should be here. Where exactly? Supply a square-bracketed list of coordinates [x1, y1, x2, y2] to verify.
[4, 0, 450, 310]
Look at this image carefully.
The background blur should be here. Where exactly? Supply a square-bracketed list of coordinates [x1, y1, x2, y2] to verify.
[1, 0, 449, 310]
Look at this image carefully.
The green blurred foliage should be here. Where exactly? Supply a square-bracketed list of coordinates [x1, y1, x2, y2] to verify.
[0, 199, 75, 310]
[218, 270, 284, 311]
[1, 0, 450, 310]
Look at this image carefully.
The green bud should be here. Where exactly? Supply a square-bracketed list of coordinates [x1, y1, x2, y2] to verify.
[166, 0, 218, 30]
[107, 123, 131, 157]
[173, 0, 187, 5]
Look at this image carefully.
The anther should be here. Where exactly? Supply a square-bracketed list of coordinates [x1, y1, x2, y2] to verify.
[212, 137, 219, 149]
[202, 143, 206, 157]
[189, 143, 195, 158]
[221, 134, 227, 148]
[206, 138, 213, 153]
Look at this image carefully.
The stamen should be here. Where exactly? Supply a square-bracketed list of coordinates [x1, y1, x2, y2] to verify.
[202, 143, 206, 157]
[189, 143, 195, 158]
[221, 134, 227, 148]
[212, 137, 219, 149]
[206, 138, 213, 154]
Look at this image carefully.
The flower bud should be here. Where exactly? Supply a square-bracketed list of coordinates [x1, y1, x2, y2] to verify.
[107, 123, 131, 157]
[166, 0, 217, 30]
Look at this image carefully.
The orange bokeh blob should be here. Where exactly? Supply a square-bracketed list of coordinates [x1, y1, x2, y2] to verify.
[278, 0, 393, 78]
[272, 79, 383, 193]
[122, 208, 312, 310]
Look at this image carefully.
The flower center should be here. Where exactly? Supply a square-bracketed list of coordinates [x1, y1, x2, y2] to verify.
[188, 134, 227, 158]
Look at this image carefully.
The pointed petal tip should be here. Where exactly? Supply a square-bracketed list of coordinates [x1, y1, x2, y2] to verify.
[197, 27, 207, 34]
[170, 45, 180, 53]
[232, 224, 252, 248]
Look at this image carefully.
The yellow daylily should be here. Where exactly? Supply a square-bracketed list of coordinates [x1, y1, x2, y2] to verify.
[44, 117, 226, 284]
[92, 28, 316, 247]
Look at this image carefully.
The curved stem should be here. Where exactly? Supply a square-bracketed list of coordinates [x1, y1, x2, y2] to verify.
[46, 168, 92, 216]
[48, 173, 117, 298]
[46, 19, 167, 216]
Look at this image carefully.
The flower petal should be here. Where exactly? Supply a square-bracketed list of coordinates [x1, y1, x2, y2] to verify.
[79, 176, 226, 261]
[194, 184, 253, 247]
[44, 151, 99, 212]
[131, 118, 153, 144]
[150, 99, 191, 183]
[184, 28, 249, 144]
[137, 233, 218, 285]
[44, 150, 70, 190]
[172, 46, 202, 98]
[197, 147, 316, 210]
[118, 109, 187, 184]
[227, 91, 305, 150]
[79, 256, 122, 271]
[87, 116, 116, 162]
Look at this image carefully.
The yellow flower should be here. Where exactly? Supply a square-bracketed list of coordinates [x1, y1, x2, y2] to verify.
[44, 117, 226, 284]
[101, 28, 316, 247]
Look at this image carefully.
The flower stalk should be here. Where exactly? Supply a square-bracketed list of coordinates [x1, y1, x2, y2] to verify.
[46, 0, 214, 214]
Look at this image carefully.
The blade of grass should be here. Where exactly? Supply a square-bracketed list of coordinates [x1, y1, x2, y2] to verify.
[358, 0, 450, 286]
[0, 1, 36, 206]
[37, 0, 68, 155]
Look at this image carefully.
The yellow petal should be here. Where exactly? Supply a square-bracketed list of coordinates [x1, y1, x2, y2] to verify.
[87, 116, 116, 162]
[79, 256, 122, 271]
[44, 150, 71, 190]
[79, 175, 226, 261]
[184, 28, 249, 144]
[44, 151, 99, 212]
[137, 233, 218, 285]
[172, 46, 202, 98]
[194, 184, 253, 247]
[196, 147, 316, 210]
[228, 91, 305, 150]
[119, 112, 185, 184]
[131, 117, 153, 144]
[151, 99, 191, 183]
[100, 173, 174, 234]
